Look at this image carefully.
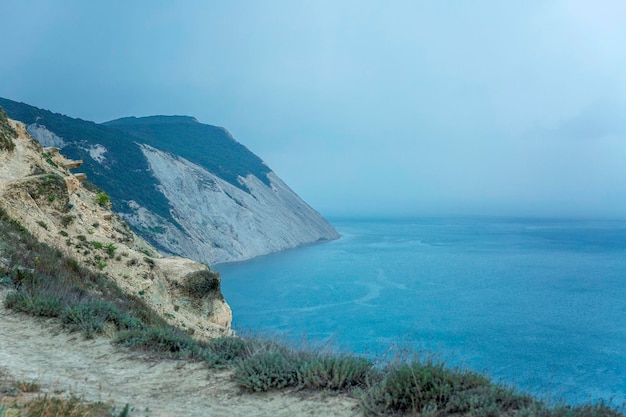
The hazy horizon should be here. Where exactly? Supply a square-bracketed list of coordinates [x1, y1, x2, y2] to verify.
[2, 1, 626, 219]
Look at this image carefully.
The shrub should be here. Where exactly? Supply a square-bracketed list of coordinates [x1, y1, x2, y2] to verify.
[234, 350, 302, 392]
[61, 300, 118, 338]
[297, 354, 373, 391]
[445, 384, 533, 416]
[61, 214, 74, 227]
[360, 359, 491, 416]
[181, 270, 221, 299]
[94, 191, 110, 207]
[105, 243, 116, 257]
[115, 327, 206, 359]
[204, 336, 251, 367]
[4, 290, 63, 318]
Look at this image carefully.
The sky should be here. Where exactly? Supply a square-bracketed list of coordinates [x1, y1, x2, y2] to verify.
[2, 1, 626, 218]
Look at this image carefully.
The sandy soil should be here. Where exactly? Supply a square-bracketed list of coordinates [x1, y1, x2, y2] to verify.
[0, 290, 362, 417]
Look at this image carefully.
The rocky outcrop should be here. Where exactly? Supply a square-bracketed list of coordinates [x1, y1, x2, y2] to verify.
[26, 123, 65, 148]
[0, 118, 232, 341]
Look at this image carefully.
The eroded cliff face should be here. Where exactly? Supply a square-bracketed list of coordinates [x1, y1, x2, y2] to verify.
[0, 118, 231, 341]
[119, 145, 339, 265]
[0, 99, 339, 266]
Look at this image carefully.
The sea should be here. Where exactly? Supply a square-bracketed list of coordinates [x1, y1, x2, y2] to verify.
[215, 217, 626, 405]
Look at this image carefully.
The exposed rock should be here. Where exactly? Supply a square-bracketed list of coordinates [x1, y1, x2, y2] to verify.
[26, 123, 65, 148]
[87, 144, 107, 164]
[0, 119, 232, 341]
[129, 144, 339, 264]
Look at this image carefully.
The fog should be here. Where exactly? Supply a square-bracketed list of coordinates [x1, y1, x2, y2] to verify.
[2, 1, 625, 218]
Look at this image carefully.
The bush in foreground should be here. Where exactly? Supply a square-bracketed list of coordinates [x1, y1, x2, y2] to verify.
[233, 341, 373, 393]
[360, 359, 494, 415]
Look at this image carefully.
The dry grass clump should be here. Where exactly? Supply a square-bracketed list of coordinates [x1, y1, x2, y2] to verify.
[0, 369, 126, 417]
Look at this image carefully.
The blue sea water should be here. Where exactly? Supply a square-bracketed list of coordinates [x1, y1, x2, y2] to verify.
[215, 217, 626, 404]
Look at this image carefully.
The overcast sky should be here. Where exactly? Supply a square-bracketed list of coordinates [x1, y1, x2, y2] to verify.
[2, 1, 626, 218]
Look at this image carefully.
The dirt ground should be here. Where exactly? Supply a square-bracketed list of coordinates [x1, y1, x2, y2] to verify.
[0, 290, 362, 417]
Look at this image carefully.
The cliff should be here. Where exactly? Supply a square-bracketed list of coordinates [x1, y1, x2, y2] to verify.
[0, 114, 232, 341]
[0, 98, 339, 265]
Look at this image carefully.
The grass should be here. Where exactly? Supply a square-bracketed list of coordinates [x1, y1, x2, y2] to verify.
[0, 206, 624, 416]
[181, 270, 222, 300]
[0, 106, 16, 151]
[94, 192, 110, 207]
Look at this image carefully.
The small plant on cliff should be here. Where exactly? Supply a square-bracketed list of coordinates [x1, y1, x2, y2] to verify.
[94, 191, 110, 207]
[105, 243, 117, 257]
[234, 342, 373, 393]
[297, 354, 373, 391]
[234, 350, 302, 392]
[91, 241, 104, 249]
[181, 270, 222, 299]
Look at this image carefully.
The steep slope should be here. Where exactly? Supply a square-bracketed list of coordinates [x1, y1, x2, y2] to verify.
[135, 145, 339, 263]
[0, 98, 339, 265]
[103, 115, 272, 190]
[0, 98, 174, 224]
[0, 115, 231, 340]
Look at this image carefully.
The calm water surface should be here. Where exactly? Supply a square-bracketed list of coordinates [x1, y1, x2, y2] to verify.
[215, 217, 626, 404]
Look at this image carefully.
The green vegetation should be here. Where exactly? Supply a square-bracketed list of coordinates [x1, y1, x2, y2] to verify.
[181, 270, 222, 299]
[94, 191, 110, 207]
[0, 207, 159, 341]
[42, 151, 59, 168]
[233, 346, 373, 393]
[105, 243, 117, 257]
[0, 106, 16, 151]
[103, 115, 272, 190]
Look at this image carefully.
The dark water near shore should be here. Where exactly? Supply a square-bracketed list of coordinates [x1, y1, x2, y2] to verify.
[216, 217, 626, 404]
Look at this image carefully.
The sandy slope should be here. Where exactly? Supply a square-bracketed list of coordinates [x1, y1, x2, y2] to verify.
[0, 291, 361, 417]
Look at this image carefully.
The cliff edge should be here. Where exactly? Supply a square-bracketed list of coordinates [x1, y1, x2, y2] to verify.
[0, 113, 232, 341]
[0, 98, 339, 265]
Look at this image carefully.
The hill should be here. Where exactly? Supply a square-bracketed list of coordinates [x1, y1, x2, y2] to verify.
[0, 114, 231, 342]
[0, 97, 339, 265]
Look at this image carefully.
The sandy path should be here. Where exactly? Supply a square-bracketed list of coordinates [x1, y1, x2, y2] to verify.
[0, 291, 361, 417]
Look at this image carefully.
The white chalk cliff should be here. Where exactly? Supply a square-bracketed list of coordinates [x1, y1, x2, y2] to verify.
[118, 145, 339, 265]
